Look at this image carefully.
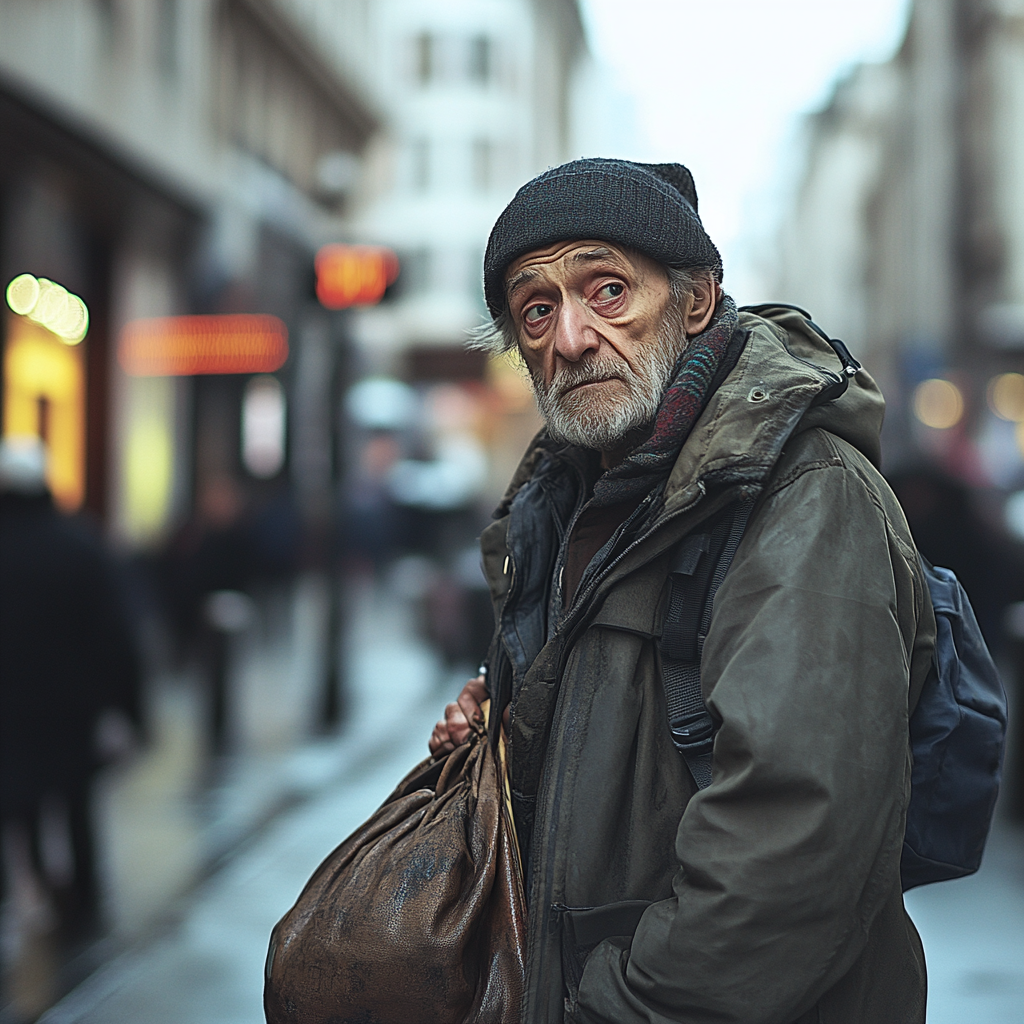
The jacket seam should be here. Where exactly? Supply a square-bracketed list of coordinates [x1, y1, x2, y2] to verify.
[765, 453, 842, 498]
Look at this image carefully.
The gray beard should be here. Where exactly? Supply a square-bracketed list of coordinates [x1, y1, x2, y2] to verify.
[530, 305, 689, 451]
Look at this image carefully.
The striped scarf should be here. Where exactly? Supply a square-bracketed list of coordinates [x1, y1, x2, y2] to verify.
[590, 294, 739, 508]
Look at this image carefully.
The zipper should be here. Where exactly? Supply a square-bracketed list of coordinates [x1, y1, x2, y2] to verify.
[494, 548, 518, 702]
[560, 480, 707, 639]
[498, 449, 592, 721]
[547, 458, 601, 626]
[525, 478, 713, 1020]
[560, 484, 661, 626]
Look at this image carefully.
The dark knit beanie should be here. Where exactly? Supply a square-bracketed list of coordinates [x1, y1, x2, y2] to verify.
[483, 158, 722, 317]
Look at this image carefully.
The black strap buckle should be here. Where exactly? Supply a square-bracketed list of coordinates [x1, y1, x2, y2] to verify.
[669, 710, 715, 754]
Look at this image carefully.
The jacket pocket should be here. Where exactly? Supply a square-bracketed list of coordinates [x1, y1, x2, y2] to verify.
[553, 901, 652, 1011]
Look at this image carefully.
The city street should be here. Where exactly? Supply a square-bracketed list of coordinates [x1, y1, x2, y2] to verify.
[24, 579, 1024, 1024]
[5, 2, 1024, 1023]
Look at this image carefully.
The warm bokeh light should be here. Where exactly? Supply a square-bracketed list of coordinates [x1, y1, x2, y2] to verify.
[6, 273, 39, 315]
[315, 245, 399, 309]
[2, 316, 85, 509]
[125, 412, 174, 539]
[119, 314, 289, 376]
[912, 378, 964, 429]
[6, 273, 89, 344]
[988, 372, 1024, 421]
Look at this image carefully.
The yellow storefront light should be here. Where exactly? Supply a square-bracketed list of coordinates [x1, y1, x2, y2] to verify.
[987, 372, 1024, 422]
[125, 411, 174, 540]
[5, 273, 89, 345]
[912, 378, 964, 430]
[2, 317, 85, 510]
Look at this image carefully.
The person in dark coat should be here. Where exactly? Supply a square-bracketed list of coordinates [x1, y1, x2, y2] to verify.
[160, 473, 255, 751]
[430, 160, 935, 1023]
[0, 437, 142, 945]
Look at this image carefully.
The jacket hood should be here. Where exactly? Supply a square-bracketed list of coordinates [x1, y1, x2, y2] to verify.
[746, 304, 884, 465]
[661, 303, 884, 509]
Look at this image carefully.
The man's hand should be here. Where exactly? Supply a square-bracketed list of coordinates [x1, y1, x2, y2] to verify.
[429, 675, 488, 755]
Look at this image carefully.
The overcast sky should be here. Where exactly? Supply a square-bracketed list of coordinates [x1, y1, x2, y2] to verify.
[577, 0, 913, 301]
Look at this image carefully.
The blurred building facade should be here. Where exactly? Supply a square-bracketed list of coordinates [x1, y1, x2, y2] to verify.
[0, 7, 385, 1010]
[0, 0, 380, 552]
[280, 0, 586, 564]
[288, 0, 587, 376]
[0, 0, 590, 546]
[777, 0, 1024, 488]
[778, 0, 1024, 819]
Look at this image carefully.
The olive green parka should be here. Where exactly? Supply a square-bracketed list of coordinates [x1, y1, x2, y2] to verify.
[479, 306, 936, 1024]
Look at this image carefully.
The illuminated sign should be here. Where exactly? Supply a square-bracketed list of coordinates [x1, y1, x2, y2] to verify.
[6, 273, 89, 344]
[315, 245, 399, 309]
[119, 314, 289, 376]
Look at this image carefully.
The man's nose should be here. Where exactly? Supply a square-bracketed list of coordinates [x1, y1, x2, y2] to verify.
[551, 300, 600, 363]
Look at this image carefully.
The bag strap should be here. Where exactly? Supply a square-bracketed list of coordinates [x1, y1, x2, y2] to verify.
[484, 639, 513, 751]
[660, 498, 755, 789]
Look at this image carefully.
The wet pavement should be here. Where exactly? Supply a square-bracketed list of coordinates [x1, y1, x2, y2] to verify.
[37, 697, 441, 1024]
[16, 576, 1024, 1024]
[905, 824, 1024, 1023]
[1, 572, 458, 1023]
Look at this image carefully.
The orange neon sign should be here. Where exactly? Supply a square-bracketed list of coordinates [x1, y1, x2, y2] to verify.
[316, 245, 399, 309]
[119, 314, 289, 376]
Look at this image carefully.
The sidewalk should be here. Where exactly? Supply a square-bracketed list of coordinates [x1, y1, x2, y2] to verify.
[47, 787, 1024, 1022]
[905, 822, 1024, 1023]
[38, 699, 442, 1024]
[27, 574, 459, 1024]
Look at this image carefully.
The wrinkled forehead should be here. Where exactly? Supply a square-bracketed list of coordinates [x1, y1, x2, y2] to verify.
[503, 239, 638, 302]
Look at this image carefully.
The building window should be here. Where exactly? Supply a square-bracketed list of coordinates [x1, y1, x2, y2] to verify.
[2, 319, 86, 511]
[94, 0, 118, 52]
[415, 32, 433, 85]
[216, 1, 374, 199]
[157, 0, 179, 81]
[472, 138, 492, 191]
[412, 139, 431, 191]
[468, 35, 491, 85]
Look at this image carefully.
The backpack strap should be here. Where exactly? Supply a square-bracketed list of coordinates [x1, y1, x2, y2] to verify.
[660, 498, 755, 789]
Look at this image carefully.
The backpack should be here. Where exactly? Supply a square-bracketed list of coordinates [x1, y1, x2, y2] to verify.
[661, 444, 1008, 892]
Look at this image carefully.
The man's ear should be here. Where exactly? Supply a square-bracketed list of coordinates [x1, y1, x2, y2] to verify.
[683, 277, 721, 336]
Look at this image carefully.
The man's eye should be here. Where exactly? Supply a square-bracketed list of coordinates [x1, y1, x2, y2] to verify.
[597, 283, 625, 300]
[524, 304, 553, 323]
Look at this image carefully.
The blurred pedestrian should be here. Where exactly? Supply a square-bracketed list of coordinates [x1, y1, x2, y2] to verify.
[161, 473, 255, 752]
[344, 431, 402, 575]
[0, 437, 142, 947]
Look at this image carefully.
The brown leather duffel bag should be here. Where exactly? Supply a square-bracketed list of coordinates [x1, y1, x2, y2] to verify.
[264, 709, 526, 1024]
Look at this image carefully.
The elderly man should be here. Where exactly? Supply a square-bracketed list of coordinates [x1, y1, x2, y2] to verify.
[430, 159, 934, 1024]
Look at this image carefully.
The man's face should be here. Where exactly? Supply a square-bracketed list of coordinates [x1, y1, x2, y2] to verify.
[504, 240, 685, 451]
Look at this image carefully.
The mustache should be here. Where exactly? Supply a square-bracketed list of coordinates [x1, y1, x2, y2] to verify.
[548, 357, 631, 400]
